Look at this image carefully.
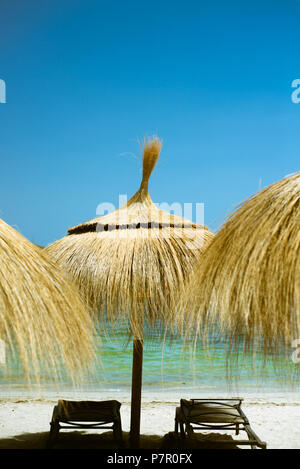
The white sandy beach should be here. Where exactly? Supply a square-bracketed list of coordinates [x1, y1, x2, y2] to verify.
[0, 393, 299, 449]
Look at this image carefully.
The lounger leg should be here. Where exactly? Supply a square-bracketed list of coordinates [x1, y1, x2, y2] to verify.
[46, 406, 60, 449]
[47, 421, 60, 449]
[244, 423, 267, 449]
[175, 419, 178, 434]
[113, 416, 124, 448]
[236, 424, 240, 435]
[186, 423, 194, 439]
[180, 421, 185, 439]
[175, 408, 185, 439]
[239, 407, 267, 449]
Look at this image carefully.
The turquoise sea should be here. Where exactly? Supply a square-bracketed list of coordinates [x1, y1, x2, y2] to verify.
[0, 327, 299, 401]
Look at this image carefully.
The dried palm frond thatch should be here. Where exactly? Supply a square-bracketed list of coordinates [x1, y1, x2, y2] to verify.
[47, 137, 213, 339]
[0, 219, 95, 381]
[183, 171, 300, 362]
[46, 136, 214, 447]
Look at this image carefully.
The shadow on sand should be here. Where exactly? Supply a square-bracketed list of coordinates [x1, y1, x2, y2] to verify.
[0, 430, 239, 449]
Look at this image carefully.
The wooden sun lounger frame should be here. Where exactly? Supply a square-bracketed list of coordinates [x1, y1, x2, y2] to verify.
[175, 398, 267, 449]
[47, 399, 123, 448]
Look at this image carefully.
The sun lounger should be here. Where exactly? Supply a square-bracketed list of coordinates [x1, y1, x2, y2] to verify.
[175, 398, 267, 449]
[47, 399, 123, 448]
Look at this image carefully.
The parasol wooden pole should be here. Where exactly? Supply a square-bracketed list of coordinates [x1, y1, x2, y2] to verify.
[129, 337, 144, 449]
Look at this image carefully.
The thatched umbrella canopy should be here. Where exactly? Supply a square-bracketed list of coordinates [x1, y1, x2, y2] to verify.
[46, 137, 214, 447]
[183, 171, 300, 365]
[0, 218, 95, 382]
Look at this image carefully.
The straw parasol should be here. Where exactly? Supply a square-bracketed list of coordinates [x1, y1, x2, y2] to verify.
[0, 218, 95, 381]
[183, 171, 300, 365]
[46, 136, 214, 447]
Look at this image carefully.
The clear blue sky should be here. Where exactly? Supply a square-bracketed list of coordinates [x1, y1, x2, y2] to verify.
[0, 0, 299, 246]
